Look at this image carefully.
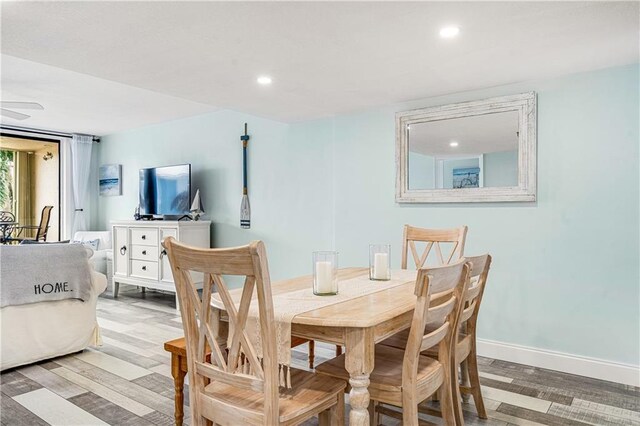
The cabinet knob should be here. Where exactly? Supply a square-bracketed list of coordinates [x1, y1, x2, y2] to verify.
[120, 246, 127, 255]
[160, 249, 167, 259]
[141, 235, 146, 240]
[142, 250, 147, 255]
[142, 266, 147, 271]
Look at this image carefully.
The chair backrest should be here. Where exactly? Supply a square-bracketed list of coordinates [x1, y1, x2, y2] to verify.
[163, 237, 279, 424]
[402, 259, 469, 391]
[401, 225, 468, 269]
[458, 254, 492, 333]
[0, 211, 15, 222]
[0, 211, 16, 238]
[35, 206, 53, 241]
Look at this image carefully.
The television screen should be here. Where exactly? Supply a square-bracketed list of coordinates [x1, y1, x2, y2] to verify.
[139, 164, 191, 216]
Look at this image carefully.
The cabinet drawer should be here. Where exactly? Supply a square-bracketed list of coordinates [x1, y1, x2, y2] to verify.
[131, 245, 159, 261]
[130, 228, 158, 246]
[130, 260, 159, 280]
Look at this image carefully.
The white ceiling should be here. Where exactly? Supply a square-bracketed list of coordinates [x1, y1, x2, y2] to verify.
[409, 111, 519, 156]
[1, 1, 638, 135]
[0, 55, 215, 135]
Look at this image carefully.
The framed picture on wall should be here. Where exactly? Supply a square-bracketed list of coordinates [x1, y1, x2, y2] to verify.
[99, 164, 122, 196]
[452, 167, 480, 189]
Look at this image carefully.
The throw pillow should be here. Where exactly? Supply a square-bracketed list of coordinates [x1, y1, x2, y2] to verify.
[71, 238, 100, 251]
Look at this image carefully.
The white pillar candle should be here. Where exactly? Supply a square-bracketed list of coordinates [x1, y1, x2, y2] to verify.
[315, 261, 334, 293]
[373, 253, 389, 280]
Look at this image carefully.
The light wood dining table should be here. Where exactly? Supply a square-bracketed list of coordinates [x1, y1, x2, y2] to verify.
[212, 267, 420, 425]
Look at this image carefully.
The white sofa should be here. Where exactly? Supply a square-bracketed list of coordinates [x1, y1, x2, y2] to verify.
[73, 231, 112, 275]
[0, 244, 107, 371]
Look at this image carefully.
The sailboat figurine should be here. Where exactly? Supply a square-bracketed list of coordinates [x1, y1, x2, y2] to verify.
[190, 189, 205, 221]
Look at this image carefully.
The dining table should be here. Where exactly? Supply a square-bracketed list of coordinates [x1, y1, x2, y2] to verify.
[211, 266, 422, 425]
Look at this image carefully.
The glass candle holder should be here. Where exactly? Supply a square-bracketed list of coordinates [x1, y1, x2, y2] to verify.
[369, 244, 391, 281]
[313, 251, 338, 296]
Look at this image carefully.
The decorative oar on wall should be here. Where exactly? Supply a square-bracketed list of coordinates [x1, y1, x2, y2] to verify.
[240, 123, 251, 229]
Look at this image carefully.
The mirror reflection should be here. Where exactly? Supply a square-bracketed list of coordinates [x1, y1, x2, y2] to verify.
[408, 111, 519, 190]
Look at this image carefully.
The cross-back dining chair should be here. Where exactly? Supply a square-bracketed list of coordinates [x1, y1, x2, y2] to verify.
[401, 225, 468, 269]
[445, 254, 492, 424]
[316, 259, 470, 425]
[382, 254, 492, 425]
[163, 237, 346, 426]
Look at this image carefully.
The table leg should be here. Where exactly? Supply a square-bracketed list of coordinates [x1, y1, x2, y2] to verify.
[171, 353, 186, 426]
[345, 327, 374, 426]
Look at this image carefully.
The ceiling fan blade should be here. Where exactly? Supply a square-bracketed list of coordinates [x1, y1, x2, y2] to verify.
[0, 108, 30, 120]
[0, 101, 44, 110]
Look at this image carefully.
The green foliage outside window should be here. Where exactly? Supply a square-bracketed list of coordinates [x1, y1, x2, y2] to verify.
[0, 150, 14, 210]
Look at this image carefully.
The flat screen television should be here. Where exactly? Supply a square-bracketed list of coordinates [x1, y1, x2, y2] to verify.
[139, 164, 191, 217]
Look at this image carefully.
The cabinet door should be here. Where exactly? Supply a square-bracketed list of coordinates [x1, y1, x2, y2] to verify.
[113, 226, 129, 277]
[160, 228, 177, 282]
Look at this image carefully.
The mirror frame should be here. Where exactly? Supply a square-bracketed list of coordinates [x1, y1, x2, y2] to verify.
[396, 92, 537, 203]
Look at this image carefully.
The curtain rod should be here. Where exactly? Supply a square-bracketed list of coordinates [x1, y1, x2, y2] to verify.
[0, 125, 100, 143]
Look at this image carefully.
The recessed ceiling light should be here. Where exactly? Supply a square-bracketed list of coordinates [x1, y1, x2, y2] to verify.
[257, 76, 272, 85]
[449, 141, 459, 147]
[440, 26, 460, 39]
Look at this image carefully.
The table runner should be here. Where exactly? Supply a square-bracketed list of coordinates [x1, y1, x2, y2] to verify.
[214, 269, 418, 387]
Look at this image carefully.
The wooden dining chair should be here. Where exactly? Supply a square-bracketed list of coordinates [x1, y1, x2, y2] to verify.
[401, 225, 468, 269]
[382, 254, 492, 425]
[163, 237, 346, 426]
[315, 259, 470, 425]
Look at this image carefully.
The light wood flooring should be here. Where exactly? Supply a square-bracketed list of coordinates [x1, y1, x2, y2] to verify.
[1, 288, 638, 426]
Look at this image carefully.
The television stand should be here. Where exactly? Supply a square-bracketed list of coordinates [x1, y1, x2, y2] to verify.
[110, 220, 211, 309]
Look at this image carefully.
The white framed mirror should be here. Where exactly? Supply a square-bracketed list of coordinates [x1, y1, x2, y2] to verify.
[396, 92, 536, 203]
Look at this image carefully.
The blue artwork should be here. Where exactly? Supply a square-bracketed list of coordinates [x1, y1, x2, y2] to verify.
[99, 164, 122, 196]
[453, 167, 480, 188]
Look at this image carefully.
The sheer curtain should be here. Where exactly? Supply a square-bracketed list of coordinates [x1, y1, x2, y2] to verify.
[70, 134, 93, 236]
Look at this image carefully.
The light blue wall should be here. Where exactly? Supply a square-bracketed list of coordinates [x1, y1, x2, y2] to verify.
[96, 64, 639, 366]
[330, 64, 639, 365]
[484, 150, 518, 187]
[408, 152, 435, 189]
[96, 110, 334, 282]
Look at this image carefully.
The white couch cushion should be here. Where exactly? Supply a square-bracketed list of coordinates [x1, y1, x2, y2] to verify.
[73, 231, 110, 274]
[73, 231, 111, 251]
[91, 250, 107, 275]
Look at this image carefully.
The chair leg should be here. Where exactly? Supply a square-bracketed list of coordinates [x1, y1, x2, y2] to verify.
[113, 282, 119, 298]
[440, 363, 457, 426]
[368, 400, 380, 426]
[452, 361, 465, 426]
[460, 359, 471, 403]
[320, 393, 344, 426]
[401, 398, 419, 426]
[192, 414, 207, 426]
[467, 348, 487, 419]
[337, 392, 345, 425]
[432, 388, 441, 402]
[308, 340, 315, 369]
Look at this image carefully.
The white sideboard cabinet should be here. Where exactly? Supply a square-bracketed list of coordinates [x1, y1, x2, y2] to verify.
[110, 220, 211, 306]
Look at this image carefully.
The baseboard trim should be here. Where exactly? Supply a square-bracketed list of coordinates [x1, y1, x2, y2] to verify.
[477, 338, 640, 387]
